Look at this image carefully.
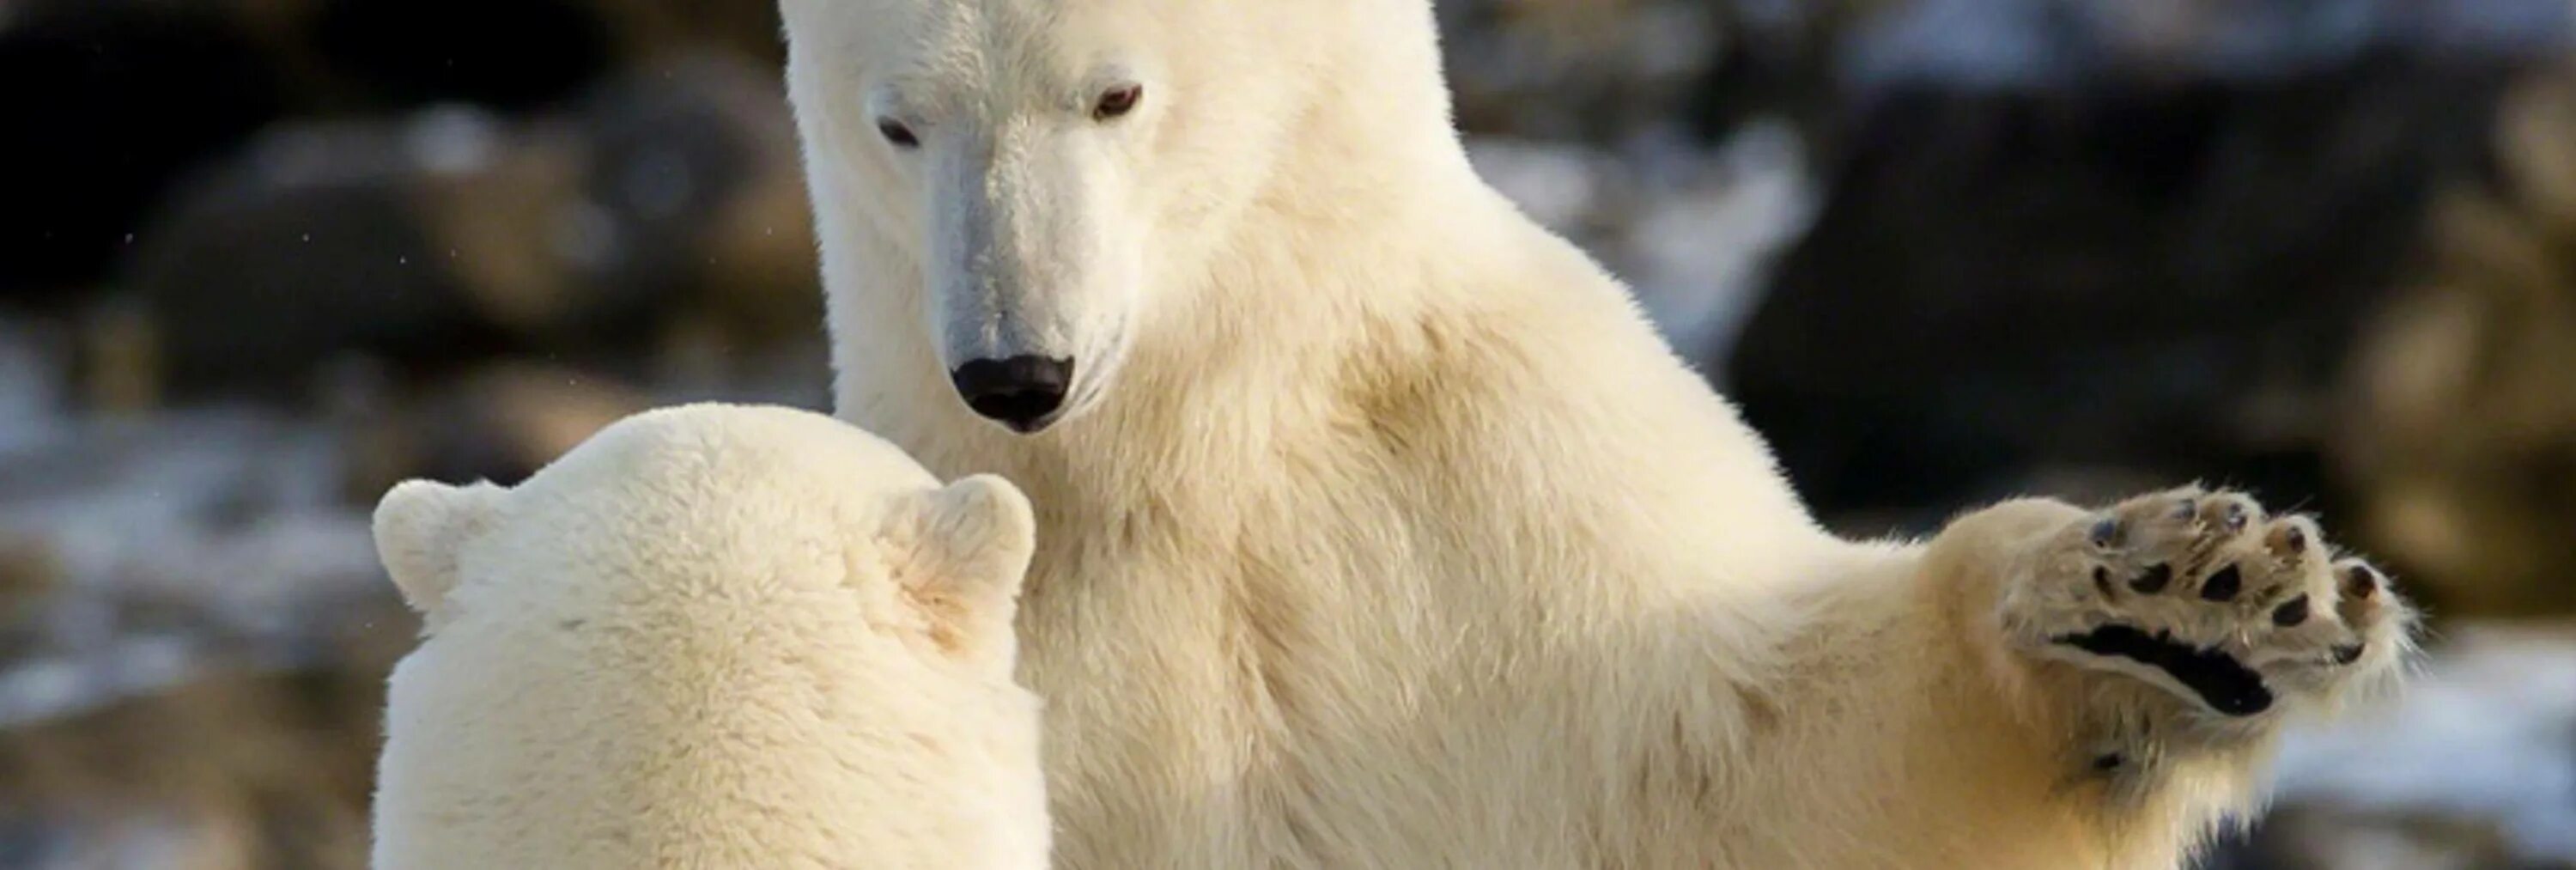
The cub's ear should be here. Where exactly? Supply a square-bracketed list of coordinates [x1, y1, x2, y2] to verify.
[372, 479, 504, 616]
[892, 474, 1037, 656]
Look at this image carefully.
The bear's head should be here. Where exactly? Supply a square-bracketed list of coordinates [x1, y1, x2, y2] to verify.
[367, 403, 1047, 867]
[781, 0, 1467, 435]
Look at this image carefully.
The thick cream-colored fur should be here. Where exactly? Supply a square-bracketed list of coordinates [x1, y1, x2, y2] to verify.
[780, 2, 2416, 867]
[368, 403, 1050, 870]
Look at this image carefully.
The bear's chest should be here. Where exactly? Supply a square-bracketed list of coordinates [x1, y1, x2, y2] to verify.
[1005, 485, 1588, 867]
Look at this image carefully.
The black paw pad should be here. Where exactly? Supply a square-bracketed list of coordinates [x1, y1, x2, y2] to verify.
[2270, 595, 2311, 627]
[2130, 563, 2173, 594]
[2200, 565, 2243, 601]
[2342, 565, 2380, 600]
[2057, 624, 2274, 716]
[2332, 643, 2366, 665]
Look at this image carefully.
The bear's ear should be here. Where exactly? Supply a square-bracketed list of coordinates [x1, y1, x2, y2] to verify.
[891, 474, 1036, 654]
[372, 479, 504, 616]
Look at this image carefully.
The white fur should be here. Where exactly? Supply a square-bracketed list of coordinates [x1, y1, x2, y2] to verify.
[781, 2, 2411, 867]
[368, 404, 1050, 870]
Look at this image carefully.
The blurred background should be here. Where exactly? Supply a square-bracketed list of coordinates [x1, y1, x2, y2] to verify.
[2, 0, 2573, 867]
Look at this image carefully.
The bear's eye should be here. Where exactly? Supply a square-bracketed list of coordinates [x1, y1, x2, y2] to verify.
[877, 119, 920, 149]
[1093, 84, 1142, 121]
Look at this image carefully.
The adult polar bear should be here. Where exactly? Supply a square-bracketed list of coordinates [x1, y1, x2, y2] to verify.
[779, 1, 2414, 867]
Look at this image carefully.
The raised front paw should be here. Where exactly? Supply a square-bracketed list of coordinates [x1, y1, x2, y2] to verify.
[2000, 487, 2415, 720]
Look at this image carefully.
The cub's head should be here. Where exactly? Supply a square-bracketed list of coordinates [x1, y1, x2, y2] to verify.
[372, 402, 1037, 672]
[367, 403, 1045, 867]
[781, 0, 1453, 434]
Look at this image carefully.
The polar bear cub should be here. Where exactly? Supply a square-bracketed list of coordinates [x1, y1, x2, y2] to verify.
[366, 403, 1050, 870]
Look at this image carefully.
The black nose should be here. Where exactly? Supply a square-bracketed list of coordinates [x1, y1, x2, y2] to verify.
[950, 356, 1074, 433]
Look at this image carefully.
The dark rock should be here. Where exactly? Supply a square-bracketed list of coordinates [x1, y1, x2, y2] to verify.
[292, 0, 787, 114]
[112, 50, 817, 404]
[1720, 45, 2529, 535]
[338, 361, 651, 503]
[111, 114, 529, 402]
[302, 0, 617, 113]
[2331, 62, 2576, 617]
[553, 52, 821, 349]
[0, 1, 289, 302]
[1438, 0, 1722, 142]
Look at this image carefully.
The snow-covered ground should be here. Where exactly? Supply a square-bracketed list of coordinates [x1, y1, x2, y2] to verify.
[2269, 623, 2576, 864]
